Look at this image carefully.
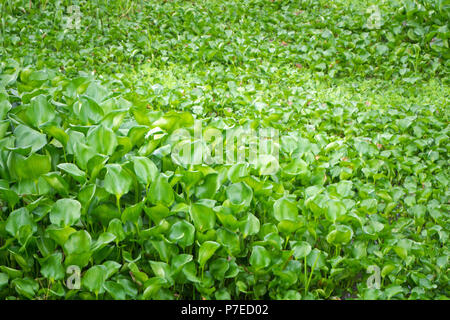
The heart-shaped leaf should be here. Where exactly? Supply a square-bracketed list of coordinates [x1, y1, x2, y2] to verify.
[50, 199, 81, 227]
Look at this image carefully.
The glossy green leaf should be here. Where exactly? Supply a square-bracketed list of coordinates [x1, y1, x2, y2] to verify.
[133, 156, 159, 187]
[148, 174, 174, 207]
[226, 182, 253, 208]
[168, 220, 195, 248]
[13, 124, 47, 153]
[50, 199, 81, 227]
[198, 241, 220, 269]
[5, 208, 37, 238]
[86, 125, 118, 156]
[250, 245, 271, 270]
[273, 197, 298, 222]
[103, 164, 133, 198]
[82, 265, 107, 295]
[189, 203, 216, 232]
[326, 225, 354, 245]
[26, 95, 55, 127]
[12, 153, 51, 181]
[39, 252, 65, 281]
[57, 163, 86, 183]
[63, 230, 92, 268]
[240, 213, 260, 238]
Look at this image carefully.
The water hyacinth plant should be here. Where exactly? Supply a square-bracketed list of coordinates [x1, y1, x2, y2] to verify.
[0, 0, 448, 300]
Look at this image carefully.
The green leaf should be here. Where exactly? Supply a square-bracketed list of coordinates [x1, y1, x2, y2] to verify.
[86, 125, 118, 156]
[172, 254, 193, 274]
[217, 228, 240, 255]
[103, 164, 133, 198]
[0, 273, 8, 290]
[149, 261, 173, 283]
[277, 219, 303, 234]
[273, 197, 298, 222]
[50, 198, 81, 227]
[226, 182, 253, 208]
[82, 265, 107, 295]
[360, 198, 378, 214]
[0, 99, 11, 120]
[74, 143, 96, 170]
[142, 277, 167, 300]
[41, 124, 69, 146]
[250, 245, 271, 270]
[26, 95, 55, 127]
[13, 153, 51, 181]
[57, 163, 86, 183]
[210, 258, 229, 280]
[306, 249, 327, 269]
[198, 241, 220, 269]
[239, 213, 260, 238]
[42, 172, 69, 195]
[77, 96, 104, 125]
[63, 230, 92, 268]
[46, 225, 77, 246]
[6, 208, 37, 238]
[133, 156, 158, 187]
[13, 124, 47, 153]
[150, 239, 177, 263]
[326, 225, 353, 245]
[0, 186, 20, 209]
[121, 201, 143, 224]
[39, 252, 65, 281]
[336, 180, 353, 197]
[326, 199, 347, 222]
[227, 163, 249, 183]
[0, 119, 9, 139]
[103, 260, 121, 279]
[168, 220, 195, 248]
[104, 281, 127, 300]
[91, 232, 116, 252]
[283, 158, 308, 177]
[0, 266, 23, 279]
[189, 203, 216, 232]
[291, 241, 312, 259]
[12, 278, 39, 299]
[107, 219, 126, 243]
[195, 173, 220, 199]
[144, 204, 170, 225]
[381, 265, 396, 277]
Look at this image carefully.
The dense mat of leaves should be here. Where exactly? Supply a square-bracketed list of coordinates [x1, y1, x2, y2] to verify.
[0, 0, 449, 300]
[2, 0, 449, 80]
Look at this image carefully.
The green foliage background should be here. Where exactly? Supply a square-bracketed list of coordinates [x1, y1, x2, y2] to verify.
[0, 0, 448, 300]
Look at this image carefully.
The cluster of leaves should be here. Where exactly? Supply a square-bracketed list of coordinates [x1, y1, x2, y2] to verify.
[0, 0, 449, 300]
